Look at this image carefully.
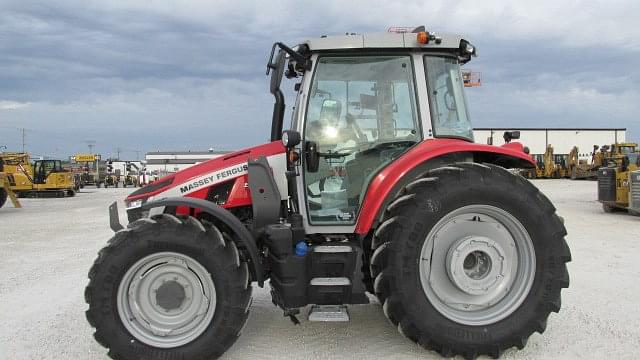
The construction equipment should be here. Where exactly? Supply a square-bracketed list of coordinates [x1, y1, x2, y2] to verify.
[0, 153, 34, 194]
[527, 144, 564, 179]
[568, 145, 603, 180]
[461, 70, 481, 87]
[598, 152, 640, 214]
[29, 159, 76, 197]
[0, 158, 21, 209]
[1, 153, 76, 197]
[85, 28, 570, 360]
[554, 153, 569, 178]
[72, 153, 103, 187]
[103, 160, 120, 187]
[605, 143, 638, 166]
[629, 169, 640, 215]
[122, 162, 139, 187]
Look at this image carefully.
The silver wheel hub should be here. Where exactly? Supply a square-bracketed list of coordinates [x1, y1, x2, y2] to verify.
[419, 205, 535, 326]
[117, 252, 216, 348]
[445, 236, 507, 296]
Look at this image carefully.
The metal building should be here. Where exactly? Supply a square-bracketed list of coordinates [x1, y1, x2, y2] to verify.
[144, 150, 229, 175]
[474, 128, 627, 156]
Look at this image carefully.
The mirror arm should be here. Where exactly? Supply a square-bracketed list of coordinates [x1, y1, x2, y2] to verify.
[270, 89, 285, 142]
[270, 42, 312, 72]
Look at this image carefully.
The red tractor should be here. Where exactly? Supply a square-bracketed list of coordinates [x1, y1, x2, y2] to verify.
[85, 27, 570, 360]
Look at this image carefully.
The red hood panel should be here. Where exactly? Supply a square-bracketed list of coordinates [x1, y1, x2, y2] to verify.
[127, 141, 285, 201]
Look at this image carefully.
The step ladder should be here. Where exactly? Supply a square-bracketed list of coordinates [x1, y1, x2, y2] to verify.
[308, 305, 350, 322]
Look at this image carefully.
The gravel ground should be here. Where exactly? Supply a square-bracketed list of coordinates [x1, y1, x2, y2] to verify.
[1, 180, 639, 360]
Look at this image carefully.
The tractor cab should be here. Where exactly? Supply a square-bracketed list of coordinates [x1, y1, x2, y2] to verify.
[265, 28, 483, 230]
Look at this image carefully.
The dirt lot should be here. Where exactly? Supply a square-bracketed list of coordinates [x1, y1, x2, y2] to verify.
[1, 180, 639, 359]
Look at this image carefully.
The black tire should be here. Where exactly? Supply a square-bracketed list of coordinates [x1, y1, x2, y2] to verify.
[85, 214, 252, 360]
[602, 203, 617, 213]
[370, 163, 570, 359]
[0, 188, 7, 208]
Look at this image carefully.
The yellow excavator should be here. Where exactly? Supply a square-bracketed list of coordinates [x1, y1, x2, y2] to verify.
[0, 157, 21, 209]
[0, 152, 76, 197]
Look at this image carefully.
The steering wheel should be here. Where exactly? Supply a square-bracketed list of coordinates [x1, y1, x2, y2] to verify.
[444, 91, 456, 111]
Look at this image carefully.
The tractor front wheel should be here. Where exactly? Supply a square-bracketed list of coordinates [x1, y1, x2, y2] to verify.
[371, 163, 570, 359]
[85, 214, 252, 360]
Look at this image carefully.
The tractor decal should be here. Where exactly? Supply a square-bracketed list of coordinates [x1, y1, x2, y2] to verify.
[152, 152, 286, 199]
[178, 164, 249, 195]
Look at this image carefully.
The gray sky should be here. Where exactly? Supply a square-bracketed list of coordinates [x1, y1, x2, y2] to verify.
[1, 0, 639, 159]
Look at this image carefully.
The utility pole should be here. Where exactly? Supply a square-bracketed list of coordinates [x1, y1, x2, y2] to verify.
[116, 147, 121, 160]
[86, 140, 96, 154]
[21, 128, 26, 152]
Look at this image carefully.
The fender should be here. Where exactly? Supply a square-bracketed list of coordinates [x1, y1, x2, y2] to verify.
[354, 138, 535, 235]
[141, 197, 265, 287]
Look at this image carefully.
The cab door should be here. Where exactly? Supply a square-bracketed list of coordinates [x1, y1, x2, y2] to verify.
[300, 55, 422, 227]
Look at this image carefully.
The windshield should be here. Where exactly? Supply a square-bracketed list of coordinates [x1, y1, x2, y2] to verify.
[303, 55, 420, 225]
[424, 56, 473, 140]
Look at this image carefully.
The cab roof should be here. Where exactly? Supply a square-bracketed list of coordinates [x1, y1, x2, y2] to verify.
[303, 32, 467, 52]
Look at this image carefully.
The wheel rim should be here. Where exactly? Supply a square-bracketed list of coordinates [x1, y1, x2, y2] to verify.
[419, 205, 536, 326]
[117, 252, 216, 348]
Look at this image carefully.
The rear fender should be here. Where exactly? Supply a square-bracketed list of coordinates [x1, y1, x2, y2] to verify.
[140, 197, 264, 286]
[354, 139, 535, 235]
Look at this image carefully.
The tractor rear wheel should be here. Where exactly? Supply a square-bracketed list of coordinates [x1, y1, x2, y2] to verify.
[0, 188, 7, 208]
[370, 163, 570, 359]
[85, 214, 252, 360]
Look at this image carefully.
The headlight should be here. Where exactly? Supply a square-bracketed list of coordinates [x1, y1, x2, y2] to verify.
[281, 130, 301, 148]
[126, 199, 143, 209]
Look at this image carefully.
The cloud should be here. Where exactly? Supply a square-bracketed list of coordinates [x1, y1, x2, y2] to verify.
[0, 100, 30, 110]
[0, 0, 638, 157]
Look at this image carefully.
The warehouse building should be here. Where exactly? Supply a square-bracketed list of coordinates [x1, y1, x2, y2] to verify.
[144, 150, 229, 175]
[474, 128, 627, 156]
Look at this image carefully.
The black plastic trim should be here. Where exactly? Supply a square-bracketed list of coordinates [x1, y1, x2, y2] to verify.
[141, 197, 265, 286]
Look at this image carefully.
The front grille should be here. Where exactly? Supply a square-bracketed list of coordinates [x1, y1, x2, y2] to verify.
[597, 167, 616, 202]
[629, 170, 640, 212]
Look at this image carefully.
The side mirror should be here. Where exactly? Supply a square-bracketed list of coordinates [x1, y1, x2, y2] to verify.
[269, 50, 286, 94]
[319, 99, 342, 124]
[305, 141, 319, 173]
[282, 130, 301, 148]
[503, 131, 520, 143]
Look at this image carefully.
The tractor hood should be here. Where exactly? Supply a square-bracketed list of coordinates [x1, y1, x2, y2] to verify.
[125, 141, 286, 209]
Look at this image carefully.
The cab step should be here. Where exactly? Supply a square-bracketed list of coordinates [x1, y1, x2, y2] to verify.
[310, 277, 351, 286]
[308, 305, 350, 322]
[313, 245, 353, 253]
